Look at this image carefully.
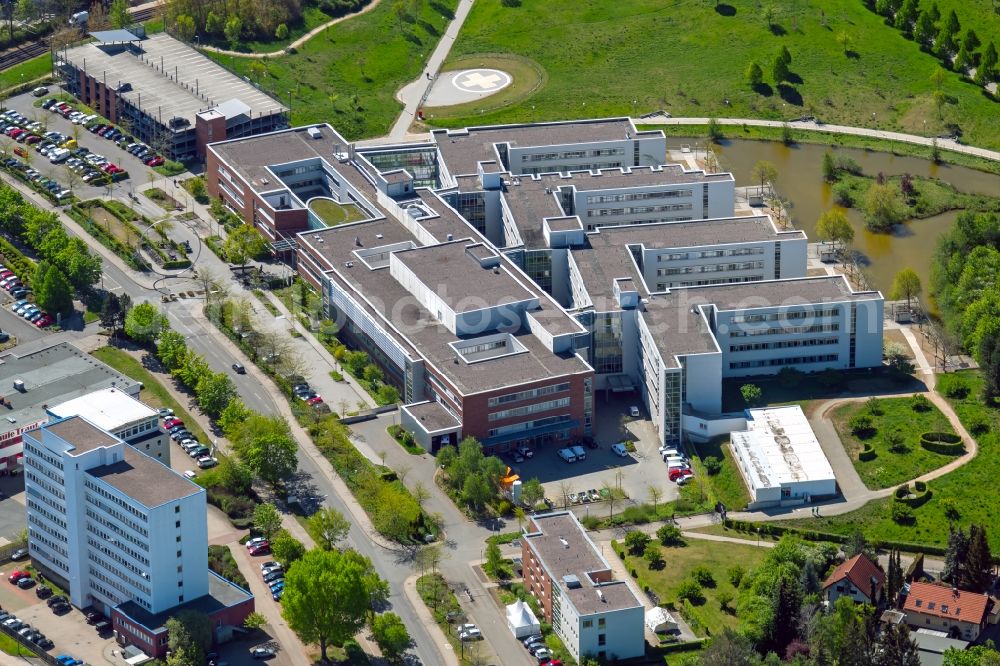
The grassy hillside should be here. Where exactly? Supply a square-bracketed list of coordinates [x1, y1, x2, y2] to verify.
[434, 0, 1000, 150]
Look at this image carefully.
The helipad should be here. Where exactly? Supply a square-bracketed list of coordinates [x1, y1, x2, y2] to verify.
[424, 68, 512, 107]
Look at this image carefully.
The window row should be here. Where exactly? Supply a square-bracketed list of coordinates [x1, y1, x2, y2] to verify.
[488, 382, 571, 407]
[729, 354, 838, 369]
[489, 397, 571, 422]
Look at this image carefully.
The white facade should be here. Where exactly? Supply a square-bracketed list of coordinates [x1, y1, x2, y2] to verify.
[23, 416, 207, 615]
[730, 405, 837, 507]
[511, 135, 667, 176]
[557, 595, 645, 662]
[47, 388, 169, 463]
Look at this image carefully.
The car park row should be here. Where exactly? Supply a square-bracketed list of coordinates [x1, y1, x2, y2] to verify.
[42, 97, 164, 168]
[161, 410, 218, 470]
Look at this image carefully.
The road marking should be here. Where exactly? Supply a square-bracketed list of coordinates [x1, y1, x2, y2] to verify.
[101, 273, 123, 292]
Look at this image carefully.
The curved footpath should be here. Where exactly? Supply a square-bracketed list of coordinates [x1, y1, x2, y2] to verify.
[198, 0, 383, 59]
[638, 116, 1000, 163]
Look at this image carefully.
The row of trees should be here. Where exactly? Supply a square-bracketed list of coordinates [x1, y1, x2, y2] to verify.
[436, 437, 544, 512]
[931, 211, 1000, 400]
[868, 0, 998, 85]
[0, 183, 102, 314]
[745, 46, 793, 92]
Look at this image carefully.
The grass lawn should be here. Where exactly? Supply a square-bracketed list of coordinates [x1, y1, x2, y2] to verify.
[204, 0, 459, 139]
[833, 396, 959, 490]
[0, 53, 52, 92]
[436, 0, 1000, 151]
[623, 538, 767, 637]
[687, 437, 751, 510]
[91, 346, 211, 445]
[308, 198, 368, 226]
[721, 370, 918, 413]
[777, 371, 1000, 551]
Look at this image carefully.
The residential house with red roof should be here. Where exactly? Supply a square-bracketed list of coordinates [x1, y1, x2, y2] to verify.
[903, 581, 991, 641]
[823, 554, 885, 605]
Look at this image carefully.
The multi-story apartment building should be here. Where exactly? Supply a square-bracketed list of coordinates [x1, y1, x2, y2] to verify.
[521, 512, 644, 661]
[56, 32, 287, 161]
[903, 582, 991, 641]
[48, 387, 169, 463]
[204, 117, 884, 451]
[0, 342, 141, 474]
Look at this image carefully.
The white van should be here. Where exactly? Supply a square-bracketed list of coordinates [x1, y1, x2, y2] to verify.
[49, 148, 70, 163]
[660, 448, 682, 461]
[571, 445, 587, 461]
[665, 456, 689, 468]
[557, 448, 577, 463]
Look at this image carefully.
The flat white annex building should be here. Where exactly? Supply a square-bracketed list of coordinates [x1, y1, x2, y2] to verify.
[730, 405, 836, 508]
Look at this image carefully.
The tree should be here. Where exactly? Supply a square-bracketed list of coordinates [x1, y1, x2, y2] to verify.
[271, 529, 306, 566]
[875, 622, 920, 666]
[461, 473, 492, 510]
[943, 525, 969, 584]
[935, 10, 960, 57]
[124, 302, 168, 343]
[644, 542, 664, 568]
[34, 264, 73, 316]
[100, 292, 130, 336]
[223, 224, 268, 268]
[955, 43, 974, 72]
[863, 182, 906, 231]
[174, 14, 196, 42]
[768, 569, 804, 655]
[981, 333, 1000, 402]
[977, 42, 999, 85]
[772, 51, 790, 84]
[109, 0, 129, 28]
[943, 645, 1000, 666]
[218, 457, 253, 494]
[816, 208, 855, 252]
[224, 14, 242, 48]
[746, 61, 764, 89]
[894, 0, 919, 34]
[624, 530, 651, 555]
[306, 507, 350, 550]
[233, 415, 299, 486]
[196, 371, 236, 418]
[205, 10, 223, 35]
[157, 330, 188, 370]
[846, 530, 878, 561]
[657, 523, 684, 546]
[701, 628, 758, 665]
[188, 176, 207, 200]
[648, 485, 663, 512]
[914, 9, 937, 48]
[282, 548, 387, 661]
[963, 524, 993, 593]
[275, 23, 289, 40]
[253, 502, 283, 540]
[707, 117, 723, 142]
[371, 612, 410, 662]
[703, 456, 722, 475]
[484, 541, 505, 578]
[165, 611, 212, 666]
[751, 160, 778, 195]
[886, 548, 903, 604]
[740, 383, 762, 406]
[520, 477, 544, 507]
[414, 545, 443, 575]
[890, 268, 922, 309]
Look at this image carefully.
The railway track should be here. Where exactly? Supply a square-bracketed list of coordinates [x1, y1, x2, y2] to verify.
[0, 3, 161, 73]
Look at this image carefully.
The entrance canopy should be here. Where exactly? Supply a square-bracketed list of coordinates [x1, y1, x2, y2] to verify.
[89, 29, 142, 43]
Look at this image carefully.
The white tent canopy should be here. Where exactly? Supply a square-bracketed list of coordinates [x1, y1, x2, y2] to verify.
[645, 606, 679, 634]
[506, 600, 541, 638]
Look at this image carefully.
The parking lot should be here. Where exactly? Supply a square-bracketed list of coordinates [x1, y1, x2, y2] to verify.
[3, 88, 179, 202]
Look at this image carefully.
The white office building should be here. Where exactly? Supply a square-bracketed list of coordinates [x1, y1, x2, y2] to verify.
[23, 416, 207, 615]
[730, 405, 837, 508]
[47, 387, 169, 463]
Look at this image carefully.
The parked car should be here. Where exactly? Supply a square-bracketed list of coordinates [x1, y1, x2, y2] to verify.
[17, 576, 36, 589]
[187, 446, 210, 459]
[556, 448, 576, 463]
[250, 647, 276, 660]
[158, 408, 175, 418]
[46, 595, 67, 607]
[36, 585, 52, 599]
[197, 457, 218, 469]
[669, 467, 694, 482]
[571, 445, 587, 461]
[51, 602, 71, 615]
[248, 543, 270, 556]
[629, 405, 640, 417]
[263, 570, 284, 584]
[8, 570, 29, 583]
[10, 547, 27, 560]
[246, 537, 268, 549]
[163, 417, 183, 428]
[516, 444, 534, 458]
[611, 442, 630, 457]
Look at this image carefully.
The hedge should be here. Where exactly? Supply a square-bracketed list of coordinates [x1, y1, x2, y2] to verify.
[162, 259, 192, 270]
[724, 519, 950, 556]
[651, 638, 710, 655]
[894, 482, 933, 508]
[859, 444, 877, 461]
[0, 236, 37, 285]
[920, 432, 964, 455]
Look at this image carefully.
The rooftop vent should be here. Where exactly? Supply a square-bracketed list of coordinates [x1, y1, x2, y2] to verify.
[446, 234, 453, 241]
[376, 234, 383, 240]
[344, 261, 354, 268]
[597, 589, 606, 602]
[559, 537, 569, 548]
[355, 236, 362, 247]
[562, 574, 581, 589]
[307, 126, 322, 139]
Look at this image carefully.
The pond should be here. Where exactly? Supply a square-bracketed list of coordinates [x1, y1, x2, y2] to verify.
[670, 138, 1000, 294]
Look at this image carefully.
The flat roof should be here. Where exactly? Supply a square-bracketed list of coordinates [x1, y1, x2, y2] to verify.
[46, 416, 120, 454]
[392, 241, 536, 311]
[524, 512, 642, 616]
[299, 219, 590, 395]
[48, 387, 156, 432]
[0, 342, 141, 438]
[88, 29, 141, 43]
[676, 275, 883, 311]
[87, 445, 202, 508]
[433, 118, 646, 176]
[730, 405, 836, 489]
[115, 570, 252, 633]
[61, 33, 285, 130]
[588, 215, 806, 248]
[402, 401, 461, 433]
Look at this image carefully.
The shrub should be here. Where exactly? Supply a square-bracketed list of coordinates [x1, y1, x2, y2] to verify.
[657, 523, 684, 546]
[644, 542, 664, 568]
[866, 397, 884, 415]
[895, 485, 910, 500]
[919, 432, 964, 454]
[968, 415, 990, 436]
[497, 500, 513, 516]
[910, 394, 932, 412]
[677, 578, 704, 603]
[703, 456, 722, 475]
[718, 589, 734, 612]
[937, 374, 970, 399]
[833, 181, 854, 206]
[914, 480, 926, 492]
[891, 502, 915, 523]
[849, 413, 876, 437]
[580, 515, 601, 530]
[690, 565, 715, 587]
[621, 504, 652, 524]
[727, 565, 745, 587]
[624, 530, 651, 555]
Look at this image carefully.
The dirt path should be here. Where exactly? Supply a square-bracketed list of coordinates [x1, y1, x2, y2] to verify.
[199, 0, 383, 59]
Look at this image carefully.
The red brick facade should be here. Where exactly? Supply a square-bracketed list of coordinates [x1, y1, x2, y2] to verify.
[196, 113, 226, 160]
[522, 520, 554, 622]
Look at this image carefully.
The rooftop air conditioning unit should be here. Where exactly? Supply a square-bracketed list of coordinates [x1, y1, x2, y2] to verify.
[307, 126, 322, 140]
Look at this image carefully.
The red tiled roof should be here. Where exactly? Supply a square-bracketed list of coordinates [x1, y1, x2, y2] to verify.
[903, 582, 991, 625]
[822, 554, 885, 599]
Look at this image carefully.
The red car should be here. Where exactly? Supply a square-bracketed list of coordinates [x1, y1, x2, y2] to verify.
[8, 570, 29, 583]
[248, 542, 270, 556]
[0, 270, 14, 279]
[35, 314, 53, 328]
[25, 135, 41, 144]
[306, 395, 324, 406]
[163, 417, 184, 429]
[145, 156, 164, 167]
[669, 467, 693, 482]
